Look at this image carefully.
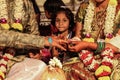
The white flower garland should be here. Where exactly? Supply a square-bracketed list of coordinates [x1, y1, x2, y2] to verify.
[83, 0, 94, 35]
[0, 0, 8, 20]
[0, 0, 24, 31]
[13, 0, 24, 20]
[0, 0, 24, 21]
[0, 53, 14, 79]
[49, 57, 62, 69]
[83, 0, 117, 37]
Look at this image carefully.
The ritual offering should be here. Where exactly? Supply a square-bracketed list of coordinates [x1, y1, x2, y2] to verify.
[40, 57, 66, 80]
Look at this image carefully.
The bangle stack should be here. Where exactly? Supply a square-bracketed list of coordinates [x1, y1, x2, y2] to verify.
[95, 39, 105, 54]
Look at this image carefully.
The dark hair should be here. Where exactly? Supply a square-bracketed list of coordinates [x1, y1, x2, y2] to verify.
[28, 48, 40, 54]
[43, 0, 65, 18]
[52, 7, 75, 31]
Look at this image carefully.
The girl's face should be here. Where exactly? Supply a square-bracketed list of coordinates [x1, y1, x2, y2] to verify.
[55, 12, 70, 33]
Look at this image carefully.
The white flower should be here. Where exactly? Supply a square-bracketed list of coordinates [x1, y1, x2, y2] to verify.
[83, 54, 93, 64]
[49, 57, 62, 69]
[102, 56, 113, 64]
[87, 59, 99, 70]
[0, 0, 24, 20]
[0, 0, 8, 19]
[0, 66, 6, 72]
[4, 53, 13, 59]
[14, 0, 25, 19]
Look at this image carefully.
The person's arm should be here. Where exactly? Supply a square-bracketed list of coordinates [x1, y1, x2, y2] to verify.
[75, 2, 88, 38]
[88, 42, 119, 52]
[75, 22, 82, 38]
[0, 30, 66, 51]
[68, 40, 119, 53]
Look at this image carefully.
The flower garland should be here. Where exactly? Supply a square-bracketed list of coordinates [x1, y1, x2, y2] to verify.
[0, 0, 24, 31]
[83, 0, 117, 39]
[79, 47, 114, 80]
[0, 53, 14, 80]
[11, 0, 24, 31]
[0, 0, 8, 20]
[13, 0, 24, 20]
[0, 0, 10, 30]
[49, 57, 62, 70]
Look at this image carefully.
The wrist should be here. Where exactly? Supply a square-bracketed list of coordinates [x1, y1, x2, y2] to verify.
[87, 42, 91, 48]
[95, 40, 105, 54]
[45, 37, 52, 47]
[88, 42, 98, 50]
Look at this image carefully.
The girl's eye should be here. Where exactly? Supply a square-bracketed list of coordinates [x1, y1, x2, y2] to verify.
[56, 19, 68, 22]
[63, 19, 67, 22]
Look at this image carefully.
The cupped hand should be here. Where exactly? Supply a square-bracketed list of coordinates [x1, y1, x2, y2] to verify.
[68, 41, 88, 52]
[52, 37, 68, 51]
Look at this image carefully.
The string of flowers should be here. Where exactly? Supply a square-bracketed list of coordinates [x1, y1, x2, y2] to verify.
[12, 0, 24, 31]
[83, 0, 117, 38]
[104, 0, 117, 37]
[0, 53, 14, 80]
[13, 0, 24, 20]
[79, 47, 114, 79]
[83, 0, 94, 35]
[49, 57, 62, 70]
[0, 0, 25, 31]
[0, 0, 8, 20]
[0, 0, 10, 30]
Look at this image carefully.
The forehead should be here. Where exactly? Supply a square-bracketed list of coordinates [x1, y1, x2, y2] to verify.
[56, 12, 66, 17]
[94, 0, 105, 2]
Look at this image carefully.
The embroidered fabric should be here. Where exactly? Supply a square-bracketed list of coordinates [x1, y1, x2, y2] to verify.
[109, 35, 120, 49]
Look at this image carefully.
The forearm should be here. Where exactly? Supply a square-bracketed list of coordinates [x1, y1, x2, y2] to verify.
[88, 42, 98, 50]
[88, 42, 119, 53]
[0, 30, 45, 49]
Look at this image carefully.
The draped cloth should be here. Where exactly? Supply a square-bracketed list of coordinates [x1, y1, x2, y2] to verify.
[5, 58, 47, 80]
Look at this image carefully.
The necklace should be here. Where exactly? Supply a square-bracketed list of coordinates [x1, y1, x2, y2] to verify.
[83, 0, 117, 39]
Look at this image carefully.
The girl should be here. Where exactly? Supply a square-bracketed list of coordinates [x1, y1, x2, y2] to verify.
[52, 7, 77, 62]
